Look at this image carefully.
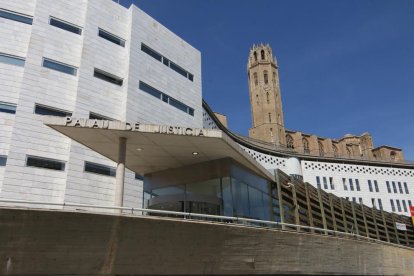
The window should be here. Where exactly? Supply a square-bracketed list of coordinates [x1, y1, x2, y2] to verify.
[89, 112, 114, 121]
[318, 141, 324, 157]
[316, 176, 321, 189]
[140, 43, 194, 81]
[396, 200, 401, 212]
[264, 70, 268, 84]
[323, 177, 328, 189]
[0, 155, 7, 166]
[266, 92, 270, 104]
[352, 197, 356, 203]
[0, 102, 17, 114]
[404, 182, 409, 194]
[303, 138, 310, 154]
[390, 151, 396, 161]
[26, 155, 65, 171]
[332, 144, 338, 157]
[390, 199, 395, 212]
[49, 17, 82, 35]
[355, 179, 360, 191]
[378, 199, 383, 210]
[286, 134, 294, 149]
[392, 181, 397, 193]
[135, 173, 143, 180]
[359, 198, 363, 204]
[386, 181, 391, 193]
[402, 200, 408, 212]
[0, 53, 25, 67]
[342, 178, 347, 191]
[268, 112, 271, 123]
[43, 58, 77, 75]
[368, 180, 373, 192]
[84, 161, 115, 177]
[349, 178, 354, 191]
[94, 68, 123, 86]
[374, 180, 379, 192]
[261, 50, 265, 60]
[35, 104, 71, 117]
[0, 8, 32, 24]
[408, 200, 412, 207]
[98, 28, 125, 47]
[346, 147, 352, 157]
[398, 182, 403, 194]
[139, 81, 194, 116]
[253, 51, 257, 61]
[371, 198, 376, 208]
[329, 177, 334, 189]
[253, 72, 258, 86]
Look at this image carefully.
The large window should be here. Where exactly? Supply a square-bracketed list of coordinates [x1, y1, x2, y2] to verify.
[139, 81, 194, 116]
[0, 102, 17, 114]
[49, 16, 82, 35]
[0, 155, 7, 166]
[349, 178, 354, 191]
[390, 199, 395, 212]
[342, 177, 348, 190]
[355, 179, 360, 191]
[286, 134, 294, 149]
[386, 181, 391, 193]
[392, 181, 397, 193]
[398, 182, 403, 194]
[98, 28, 125, 47]
[0, 8, 32, 25]
[368, 180, 373, 192]
[26, 155, 65, 171]
[374, 180, 379, 192]
[0, 53, 25, 67]
[84, 161, 116, 177]
[34, 104, 72, 117]
[404, 182, 409, 194]
[43, 58, 77, 76]
[316, 176, 321, 189]
[141, 43, 194, 82]
[94, 68, 123, 86]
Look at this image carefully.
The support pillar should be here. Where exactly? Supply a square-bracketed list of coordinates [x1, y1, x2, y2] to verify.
[115, 137, 127, 208]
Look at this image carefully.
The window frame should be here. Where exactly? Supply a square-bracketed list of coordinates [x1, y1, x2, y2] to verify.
[84, 161, 116, 177]
[0, 155, 7, 166]
[42, 58, 77, 76]
[26, 155, 66, 171]
[0, 8, 33, 25]
[0, 102, 17, 114]
[94, 68, 123, 86]
[98, 28, 125, 47]
[34, 103, 72, 117]
[0, 52, 25, 67]
[49, 16, 82, 35]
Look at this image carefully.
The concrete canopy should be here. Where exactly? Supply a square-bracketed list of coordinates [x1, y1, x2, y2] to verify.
[44, 117, 275, 181]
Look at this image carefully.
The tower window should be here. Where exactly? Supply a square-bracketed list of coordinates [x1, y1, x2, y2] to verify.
[318, 141, 324, 157]
[333, 144, 338, 157]
[266, 92, 269, 104]
[264, 70, 268, 84]
[303, 138, 310, 154]
[256, 94, 259, 105]
[268, 113, 271, 123]
[286, 134, 294, 149]
[261, 50, 265, 60]
[254, 72, 258, 86]
[254, 51, 257, 61]
[390, 151, 396, 160]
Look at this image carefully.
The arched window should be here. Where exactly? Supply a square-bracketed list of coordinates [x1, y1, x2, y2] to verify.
[333, 144, 338, 157]
[346, 147, 352, 158]
[318, 141, 324, 156]
[264, 70, 268, 84]
[390, 151, 396, 161]
[254, 51, 257, 61]
[256, 94, 259, 105]
[303, 138, 310, 154]
[286, 135, 294, 149]
[268, 112, 272, 123]
[266, 92, 269, 104]
[253, 72, 258, 86]
[261, 50, 265, 60]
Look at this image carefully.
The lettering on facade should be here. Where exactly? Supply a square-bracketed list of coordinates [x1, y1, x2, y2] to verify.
[65, 117, 205, 136]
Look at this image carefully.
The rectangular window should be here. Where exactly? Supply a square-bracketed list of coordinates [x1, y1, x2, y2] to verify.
[359, 198, 363, 204]
[135, 173, 143, 180]
[390, 199, 395, 212]
[35, 104, 72, 117]
[138, 81, 195, 116]
[0, 53, 25, 67]
[371, 198, 376, 208]
[402, 200, 408, 212]
[374, 180, 379, 192]
[329, 177, 334, 189]
[408, 200, 412, 207]
[322, 177, 328, 189]
[26, 155, 65, 171]
[355, 179, 360, 191]
[316, 176, 321, 189]
[386, 181, 391, 193]
[398, 182, 403, 194]
[43, 58, 77, 75]
[378, 199, 383, 210]
[89, 112, 114, 121]
[98, 28, 125, 47]
[349, 179, 354, 191]
[140, 43, 194, 82]
[84, 161, 116, 177]
[346, 197, 349, 201]
[94, 68, 123, 86]
[0, 102, 17, 114]
[0, 155, 7, 166]
[49, 16, 82, 35]
[0, 8, 32, 25]
[352, 197, 356, 203]
[396, 200, 401, 212]
[368, 180, 373, 192]
[392, 181, 397, 193]
[342, 178, 347, 191]
[141, 43, 162, 62]
[403, 182, 409, 194]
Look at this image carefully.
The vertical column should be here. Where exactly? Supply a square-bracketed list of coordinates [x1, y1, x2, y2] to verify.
[115, 137, 127, 208]
[317, 188, 327, 232]
[304, 183, 315, 233]
[328, 194, 337, 232]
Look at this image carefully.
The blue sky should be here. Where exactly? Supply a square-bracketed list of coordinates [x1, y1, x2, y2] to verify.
[120, 0, 414, 160]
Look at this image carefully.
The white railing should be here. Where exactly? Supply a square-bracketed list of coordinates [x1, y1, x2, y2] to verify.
[0, 198, 412, 251]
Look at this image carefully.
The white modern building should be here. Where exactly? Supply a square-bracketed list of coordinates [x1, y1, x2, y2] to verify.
[0, 0, 413, 218]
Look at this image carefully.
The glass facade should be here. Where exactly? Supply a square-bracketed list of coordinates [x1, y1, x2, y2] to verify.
[144, 158, 275, 221]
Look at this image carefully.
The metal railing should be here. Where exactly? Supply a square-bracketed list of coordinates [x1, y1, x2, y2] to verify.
[0, 198, 412, 251]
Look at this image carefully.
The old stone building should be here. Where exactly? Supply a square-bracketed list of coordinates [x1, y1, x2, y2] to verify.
[247, 44, 404, 162]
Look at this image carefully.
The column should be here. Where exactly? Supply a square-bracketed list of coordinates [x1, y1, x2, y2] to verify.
[115, 137, 127, 208]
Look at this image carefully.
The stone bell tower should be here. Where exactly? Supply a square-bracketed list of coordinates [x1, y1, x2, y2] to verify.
[248, 44, 286, 145]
